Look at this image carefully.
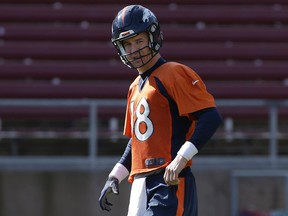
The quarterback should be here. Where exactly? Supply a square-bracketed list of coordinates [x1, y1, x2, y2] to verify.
[99, 5, 222, 216]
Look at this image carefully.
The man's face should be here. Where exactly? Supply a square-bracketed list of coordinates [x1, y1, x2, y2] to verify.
[122, 32, 153, 69]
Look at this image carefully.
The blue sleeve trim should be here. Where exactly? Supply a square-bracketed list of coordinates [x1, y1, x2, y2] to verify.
[189, 107, 223, 151]
[118, 138, 132, 172]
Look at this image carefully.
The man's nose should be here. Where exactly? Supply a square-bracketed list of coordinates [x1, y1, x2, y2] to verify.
[130, 44, 139, 54]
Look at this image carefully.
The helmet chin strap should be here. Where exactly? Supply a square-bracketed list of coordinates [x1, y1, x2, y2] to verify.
[123, 46, 155, 69]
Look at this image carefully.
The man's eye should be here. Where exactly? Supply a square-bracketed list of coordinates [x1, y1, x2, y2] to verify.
[123, 44, 130, 49]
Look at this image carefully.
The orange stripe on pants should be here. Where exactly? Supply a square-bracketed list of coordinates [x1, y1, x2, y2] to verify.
[176, 177, 185, 216]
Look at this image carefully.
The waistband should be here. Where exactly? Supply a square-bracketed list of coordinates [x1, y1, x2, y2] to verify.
[134, 168, 165, 179]
[134, 166, 191, 179]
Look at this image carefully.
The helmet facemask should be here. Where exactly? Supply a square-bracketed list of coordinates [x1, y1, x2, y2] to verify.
[122, 45, 154, 69]
[114, 25, 162, 69]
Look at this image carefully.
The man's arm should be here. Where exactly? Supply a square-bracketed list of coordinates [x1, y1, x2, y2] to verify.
[117, 138, 132, 174]
[188, 107, 223, 151]
[164, 107, 222, 185]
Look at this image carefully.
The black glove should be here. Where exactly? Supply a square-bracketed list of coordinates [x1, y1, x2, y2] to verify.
[99, 176, 119, 211]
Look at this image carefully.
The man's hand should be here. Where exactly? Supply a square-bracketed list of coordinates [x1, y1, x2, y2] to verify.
[164, 154, 188, 185]
[98, 176, 119, 211]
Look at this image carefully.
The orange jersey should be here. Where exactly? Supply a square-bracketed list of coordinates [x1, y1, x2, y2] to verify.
[124, 61, 216, 181]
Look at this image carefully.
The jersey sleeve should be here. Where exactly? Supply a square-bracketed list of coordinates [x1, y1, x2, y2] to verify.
[167, 63, 216, 116]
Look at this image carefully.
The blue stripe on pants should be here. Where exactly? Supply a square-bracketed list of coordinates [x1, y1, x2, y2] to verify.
[143, 168, 198, 216]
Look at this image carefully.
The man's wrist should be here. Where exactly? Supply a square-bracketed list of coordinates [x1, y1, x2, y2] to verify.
[177, 141, 198, 161]
[109, 163, 129, 183]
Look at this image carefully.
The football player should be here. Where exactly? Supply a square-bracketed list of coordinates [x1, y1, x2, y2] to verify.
[99, 5, 222, 216]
